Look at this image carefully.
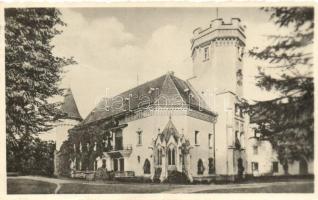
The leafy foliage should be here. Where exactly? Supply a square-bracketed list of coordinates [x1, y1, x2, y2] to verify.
[164, 170, 190, 184]
[59, 119, 118, 173]
[7, 137, 56, 176]
[5, 8, 75, 174]
[248, 7, 314, 168]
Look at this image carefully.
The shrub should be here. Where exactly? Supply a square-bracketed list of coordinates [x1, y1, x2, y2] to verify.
[164, 170, 190, 184]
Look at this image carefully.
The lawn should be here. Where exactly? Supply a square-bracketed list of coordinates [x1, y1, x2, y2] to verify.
[58, 182, 182, 194]
[195, 182, 314, 193]
[7, 179, 57, 194]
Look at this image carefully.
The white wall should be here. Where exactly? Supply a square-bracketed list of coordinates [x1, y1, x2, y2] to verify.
[39, 119, 80, 151]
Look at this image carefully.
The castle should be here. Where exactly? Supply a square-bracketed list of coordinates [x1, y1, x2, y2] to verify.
[54, 17, 313, 181]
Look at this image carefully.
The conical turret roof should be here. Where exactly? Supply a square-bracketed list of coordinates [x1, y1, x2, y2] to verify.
[61, 88, 82, 121]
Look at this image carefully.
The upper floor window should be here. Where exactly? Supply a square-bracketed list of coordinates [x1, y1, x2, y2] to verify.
[137, 129, 142, 145]
[208, 133, 213, 148]
[203, 46, 209, 61]
[195, 131, 199, 145]
[253, 146, 258, 155]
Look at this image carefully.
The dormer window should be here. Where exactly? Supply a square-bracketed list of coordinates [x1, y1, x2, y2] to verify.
[203, 46, 209, 61]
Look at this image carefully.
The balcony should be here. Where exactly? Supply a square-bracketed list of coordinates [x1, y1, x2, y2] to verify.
[107, 144, 133, 157]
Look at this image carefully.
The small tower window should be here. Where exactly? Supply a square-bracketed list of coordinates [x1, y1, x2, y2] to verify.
[203, 46, 209, 61]
[236, 69, 243, 86]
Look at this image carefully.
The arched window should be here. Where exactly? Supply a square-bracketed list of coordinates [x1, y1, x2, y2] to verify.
[157, 149, 162, 165]
[143, 159, 151, 174]
[197, 159, 204, 175]
[168, 148, 172, 165]
[172, 148, 176, 165]
[168, 147, 176, 165]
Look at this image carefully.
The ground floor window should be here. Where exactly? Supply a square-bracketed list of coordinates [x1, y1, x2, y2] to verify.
[102, 159, 106, 169]
[157, 149, 162, 165]
[272, 162, 279, 173]
[143, 159, 151, 174]
[114, 159, 118, 171]
[168, 147, 176, 165]
[197, 159, 204, 175]
[208, 158, 215, 174]
[120, 158, 124, 172]
[252, 162, 259, 172]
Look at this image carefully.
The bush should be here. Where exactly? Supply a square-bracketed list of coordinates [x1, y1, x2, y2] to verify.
[164, 170, 190, 184]
[95, 168, 113, 180]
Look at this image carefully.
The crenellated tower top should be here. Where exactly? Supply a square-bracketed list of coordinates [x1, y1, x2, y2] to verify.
[189, 17, 246, 100]
[191, 18, 246, 56]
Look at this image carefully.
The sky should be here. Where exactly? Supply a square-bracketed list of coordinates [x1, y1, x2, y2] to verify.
[52, 7, 284, 119]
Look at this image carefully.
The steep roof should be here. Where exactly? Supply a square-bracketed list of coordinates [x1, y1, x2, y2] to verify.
[159, 118, 180, 143]
[80, 72, 215, 126]
[61, 88, 82, 121]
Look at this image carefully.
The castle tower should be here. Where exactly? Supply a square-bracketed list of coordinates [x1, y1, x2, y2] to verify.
[54, 88, 82, 177]
[188, 18, 248, 180]
[56, 88, 82, 150]
[190, 18, 245, 99]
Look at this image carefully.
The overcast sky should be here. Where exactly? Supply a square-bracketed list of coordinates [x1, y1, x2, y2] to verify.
[52, 7, 285, 118]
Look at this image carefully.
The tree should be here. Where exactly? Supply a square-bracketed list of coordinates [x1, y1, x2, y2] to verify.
[5, 8, 75, 174]
[248, 7, 313, 172]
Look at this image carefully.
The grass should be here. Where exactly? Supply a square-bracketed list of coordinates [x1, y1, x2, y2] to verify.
[58, 183, 182, 194]
[7, 179, 56, 194]
[7, 177, 314, 194]
[195, 182, 314, 193]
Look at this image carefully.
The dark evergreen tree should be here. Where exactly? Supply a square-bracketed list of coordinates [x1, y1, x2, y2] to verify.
[248, 7, 313, 172]
[5, 8, 75, 174]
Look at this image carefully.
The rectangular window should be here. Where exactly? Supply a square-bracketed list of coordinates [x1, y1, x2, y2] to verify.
[252, 162, 259, 171]
[273, 162, 279, 173]
[208, 133, 213, 148]
[114, 159, 118, 171]
[120, 158, 125, 172]
[195, 131, 199, 145]
[204, 46, 209, 61]
[137, 132, 142, 145]
[253, 146, 258, 155]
